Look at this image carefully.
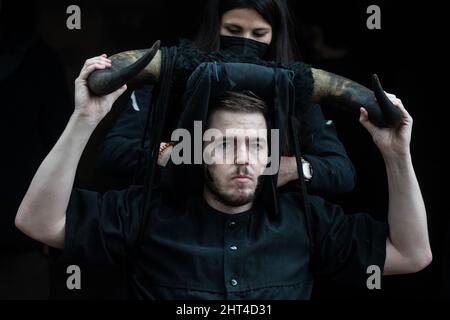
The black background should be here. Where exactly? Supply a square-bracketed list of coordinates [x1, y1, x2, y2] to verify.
[1, 0, 447, 299]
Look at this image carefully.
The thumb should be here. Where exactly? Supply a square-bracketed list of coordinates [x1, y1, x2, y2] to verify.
[109, 84, 128, 102]
[359, 107, 377, 135]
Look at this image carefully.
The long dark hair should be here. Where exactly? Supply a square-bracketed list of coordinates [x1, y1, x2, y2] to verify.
[193, 0, 301, 63]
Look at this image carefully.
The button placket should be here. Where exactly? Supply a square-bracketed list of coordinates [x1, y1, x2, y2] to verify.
[224, 218, 242, 292]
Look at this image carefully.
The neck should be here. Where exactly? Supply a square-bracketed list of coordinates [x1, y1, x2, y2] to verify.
[203, 188, 253, 215]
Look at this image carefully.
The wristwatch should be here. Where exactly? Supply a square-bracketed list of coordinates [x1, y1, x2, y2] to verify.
[300, 157, 313, 182]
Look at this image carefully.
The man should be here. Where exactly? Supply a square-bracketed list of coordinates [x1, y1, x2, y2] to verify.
[15, 56, 431, 299]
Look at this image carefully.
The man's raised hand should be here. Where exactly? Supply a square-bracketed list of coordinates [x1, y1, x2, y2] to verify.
[359, 92, 413, 159]
[74, 54, 127, 126]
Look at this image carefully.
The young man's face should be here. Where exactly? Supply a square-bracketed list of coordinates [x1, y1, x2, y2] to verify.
[203, 110, 269, 207]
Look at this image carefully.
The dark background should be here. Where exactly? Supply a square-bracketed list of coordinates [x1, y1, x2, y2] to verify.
[0, 0, 447, 299]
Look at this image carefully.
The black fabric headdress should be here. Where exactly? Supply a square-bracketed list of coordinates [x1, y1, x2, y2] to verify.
[137, 58, 315, 254]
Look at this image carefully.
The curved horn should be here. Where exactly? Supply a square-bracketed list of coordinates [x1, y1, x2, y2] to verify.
[372, 74, 401, 128]
[87, 40, 161, 96]
[311, 68, 401, 128]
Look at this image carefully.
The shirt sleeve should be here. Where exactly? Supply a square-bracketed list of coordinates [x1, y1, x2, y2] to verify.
[299, 103, 357, 196]
[62, 186, 144, 264]
[309, 196, 388, 288]
[96, 86, 153, 178]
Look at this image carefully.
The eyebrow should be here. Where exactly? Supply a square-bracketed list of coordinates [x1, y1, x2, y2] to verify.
[222, 135, 268, 143]
[223, 23, 270, 32]
[253, 28, 270, 32]
[223, 23, 242, 29]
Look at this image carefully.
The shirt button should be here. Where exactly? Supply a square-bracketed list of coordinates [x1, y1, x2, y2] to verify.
[228, 221, 236, 228]
[230, 279, 238, 286]
[230, 245, 238, 251]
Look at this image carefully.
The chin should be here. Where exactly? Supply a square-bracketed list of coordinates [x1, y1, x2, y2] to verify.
[226, 190, 255, 206]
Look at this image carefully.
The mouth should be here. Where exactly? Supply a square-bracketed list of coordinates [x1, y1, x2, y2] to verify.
[232, 175, 253, 183]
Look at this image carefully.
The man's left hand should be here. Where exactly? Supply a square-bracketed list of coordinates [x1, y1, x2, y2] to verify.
[359, 92, 413, 158]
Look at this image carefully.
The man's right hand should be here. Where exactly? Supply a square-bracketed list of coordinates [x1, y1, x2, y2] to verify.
[74, 54, 127, 126]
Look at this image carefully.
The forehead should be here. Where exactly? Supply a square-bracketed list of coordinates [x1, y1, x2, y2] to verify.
[221, 8, 271, 28]
[208, 110, 267, 133]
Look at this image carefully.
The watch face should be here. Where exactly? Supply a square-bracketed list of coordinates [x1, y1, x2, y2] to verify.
[302, 161, 313, 180]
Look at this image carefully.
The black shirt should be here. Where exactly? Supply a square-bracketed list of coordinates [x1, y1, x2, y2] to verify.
[63, 187, 387, 299]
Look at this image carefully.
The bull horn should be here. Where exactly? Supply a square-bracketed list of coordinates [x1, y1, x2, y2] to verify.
[371, 74, 402, 128]
[87, 40, 161, 96]
[311, 68, 402, 128]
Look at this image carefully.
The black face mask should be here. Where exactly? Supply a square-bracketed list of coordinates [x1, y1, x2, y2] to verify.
[219, 35, 269, 59]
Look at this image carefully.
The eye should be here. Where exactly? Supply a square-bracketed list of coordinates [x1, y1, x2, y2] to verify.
[226, 26, 241, 34]
[250, 142, 263, 151]
[221, 140, 233, 150]
[252, 28, 270, 37]
[252, 31, 267, 37]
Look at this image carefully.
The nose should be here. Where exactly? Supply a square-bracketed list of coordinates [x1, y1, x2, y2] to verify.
[235, 141, 249, 165]
[241, 32, 254, 41]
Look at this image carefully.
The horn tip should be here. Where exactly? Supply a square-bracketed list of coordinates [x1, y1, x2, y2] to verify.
[152, 40, 161, 50]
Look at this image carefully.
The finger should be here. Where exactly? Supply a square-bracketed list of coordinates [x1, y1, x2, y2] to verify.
[387, 97, 411, 120]
[84, 57, 104, 66]
[109, 84, 128, 101]
[359, 107, 378, 134]
[85, 57, 112, 67]
[385, 91, 396, 98]
[387, 97, 400, 106]
[89, 54, 111, 62]
[84, 56, 112, 67]
[391, 98, 403, 108]
[78, 63, 110, 80]
[398, 104, 412, 123]
[79, 57, 112, 79]
[100, 53, 112, 60]
[383, 91, 401, 104]
[384, 94, 406, 112]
